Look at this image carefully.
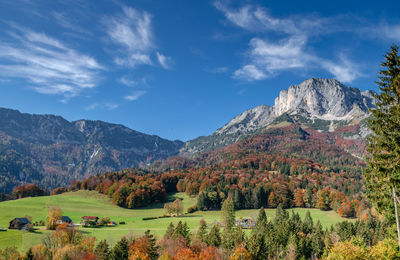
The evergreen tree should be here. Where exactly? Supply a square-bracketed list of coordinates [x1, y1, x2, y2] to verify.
[221, 196, 236, 250]
[247, 233, 268, 260]
[365, 45, 400, 224]
[196, 219, 208, 242]
[255, 207, 268, 235]
[144, 230, 159, 260]
[173, 221, 191, 242]
[95, 240, 111, 260]
[165, 222, 175, 238]
[207, 225, 222, 247]
[112, 237, 129, 260]
[22, 248, 34, 260]
[302, 211, 314, 234]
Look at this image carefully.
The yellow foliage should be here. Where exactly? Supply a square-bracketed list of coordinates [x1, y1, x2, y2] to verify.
[370, 239, 400, 260]
[230, 247, 252, 260]
[327, 241, 368, 260]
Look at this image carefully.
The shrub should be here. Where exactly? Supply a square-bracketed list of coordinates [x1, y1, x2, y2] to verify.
[187, 205, 197, 213]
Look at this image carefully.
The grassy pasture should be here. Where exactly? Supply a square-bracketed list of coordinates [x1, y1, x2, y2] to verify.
[0, 190, 352, 251]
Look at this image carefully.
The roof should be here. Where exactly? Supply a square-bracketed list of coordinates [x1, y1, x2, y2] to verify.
[62, 216, 72, 222]
[11, 218, 31, 224]
[82, 216, 98, 220]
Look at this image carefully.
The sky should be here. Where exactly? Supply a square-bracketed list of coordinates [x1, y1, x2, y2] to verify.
[0, 0, 399, 141]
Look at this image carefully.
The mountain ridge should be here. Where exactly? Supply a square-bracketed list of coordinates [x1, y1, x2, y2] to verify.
[180, 78, 376, 155]
[0, 107, 183, 192]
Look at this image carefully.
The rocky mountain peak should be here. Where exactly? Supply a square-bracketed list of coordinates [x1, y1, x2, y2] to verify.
[180, 78, 376, 155]
[273, 78, 373, 120]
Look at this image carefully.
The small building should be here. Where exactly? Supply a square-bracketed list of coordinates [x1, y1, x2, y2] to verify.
[81, 216, 98, 226]
[56, 216, 73, 225]
[9, 218, 32, 230]
[234, 218, 256, 229]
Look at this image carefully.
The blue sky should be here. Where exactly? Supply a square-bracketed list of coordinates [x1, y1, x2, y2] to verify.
[0, 0, 399, 141]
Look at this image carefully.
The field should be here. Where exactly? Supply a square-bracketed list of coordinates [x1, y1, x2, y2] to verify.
[0, 190, 353, 251]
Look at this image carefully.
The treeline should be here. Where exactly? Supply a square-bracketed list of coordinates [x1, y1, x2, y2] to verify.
[2, 202, 397, 260]
[0, 184, 48, 202]
[68, 168, 186, 209]
[71, 153, 367, 217]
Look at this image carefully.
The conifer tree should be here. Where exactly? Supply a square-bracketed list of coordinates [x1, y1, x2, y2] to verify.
[207, 225, 222, 247]
[165, 222, 175, 238]
[255, 207, 268, 235]
[95, 240, 111, 260]
[365, 45, 400, 245]
[196, 219, 208, 242]
[112, 237, 129, 260]
[221, 196, 236, 249]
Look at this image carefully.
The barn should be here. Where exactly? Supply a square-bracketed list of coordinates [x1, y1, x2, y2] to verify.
[9, 218, 32, 230]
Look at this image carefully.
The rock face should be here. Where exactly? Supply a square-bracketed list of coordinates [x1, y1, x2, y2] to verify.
[181, 78, 376, 155]
[0, 108, 183, 192]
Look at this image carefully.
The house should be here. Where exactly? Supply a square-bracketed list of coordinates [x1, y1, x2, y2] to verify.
[56, 216, 73, 225]
[234, 218, 256, 229]
[9, 218, 32, 230]
[81, 216, 98, 226]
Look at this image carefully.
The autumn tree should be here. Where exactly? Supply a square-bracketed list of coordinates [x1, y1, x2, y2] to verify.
[46, 206, 62, 230]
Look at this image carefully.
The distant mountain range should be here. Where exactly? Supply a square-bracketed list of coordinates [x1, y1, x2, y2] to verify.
[0, 78, 376, 192]
[0, 108, 183, 193]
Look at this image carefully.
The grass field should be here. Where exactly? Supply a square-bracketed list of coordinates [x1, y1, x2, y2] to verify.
[0, 190, 353, 251]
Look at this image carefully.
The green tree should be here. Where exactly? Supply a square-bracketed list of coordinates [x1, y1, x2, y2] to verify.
[165, 222, 175, 238]
[95, 240, 111, 260]
[365, 45, 400, 245]
[207, 225, 222, 247]
[221, 196, 236, 250]
[196, 219, 208, 243]
[112, 237, 129, 260]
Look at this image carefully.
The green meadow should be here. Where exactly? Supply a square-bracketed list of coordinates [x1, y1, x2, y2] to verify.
[0, 190, 353, 251]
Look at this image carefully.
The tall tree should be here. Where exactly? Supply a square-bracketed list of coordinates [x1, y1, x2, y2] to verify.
[365, 45, 400, 245]
[221, 196, 235, 249]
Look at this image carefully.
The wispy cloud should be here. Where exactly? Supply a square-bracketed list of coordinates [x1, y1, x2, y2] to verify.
[0, 25, 103, 98]
[51, 11, 90, 35]
[85, 102, 119, 111]
[214, 1, 362, 83]
[156, 52, 173, 69]
[124, 90, 146, 101]
[105, 6, 173, 69]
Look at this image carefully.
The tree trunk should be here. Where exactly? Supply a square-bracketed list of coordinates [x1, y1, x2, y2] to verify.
[393, 187, 400, 247]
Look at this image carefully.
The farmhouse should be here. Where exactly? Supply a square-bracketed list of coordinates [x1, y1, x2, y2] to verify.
[9, 218, 32, 230]
[56, 216, 73, 225]
[81, 216, 98, 226]
[234, 218, 256, 229]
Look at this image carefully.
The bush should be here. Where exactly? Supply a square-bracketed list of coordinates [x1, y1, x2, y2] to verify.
[187, 205, 197, 213]
[98, 217, 110, 226]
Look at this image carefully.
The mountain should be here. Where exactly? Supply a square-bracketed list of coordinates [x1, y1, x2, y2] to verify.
[180, 78, 375, 156]
[0, 108, 183, 193]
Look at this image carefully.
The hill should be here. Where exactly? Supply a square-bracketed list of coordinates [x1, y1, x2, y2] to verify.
[0, 190, 350, 251]
[0, 108, 183, 192]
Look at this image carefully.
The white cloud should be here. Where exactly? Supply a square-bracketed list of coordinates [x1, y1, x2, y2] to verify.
[156, 52, 173, 69]
[233, 65, 267, 80]
[0, 26, 103, 98]
[214, 1, 362, 83]
[105, 6, 172, 70]
[124, 90, 146, 101]
[85, 102, 119, 111]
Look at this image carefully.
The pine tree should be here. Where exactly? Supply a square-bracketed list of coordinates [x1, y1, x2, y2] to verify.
[112, 237, 129, 260]
[165, 222, 175, 238]
[255, 207, 267, 235]
[196, 219, 208, 242]
[22, 248, 34, 260]
[207, 225, 222, 247]
[95, 240, 111, 260]
[221, 196, 236, 249]
[365, 45, 400, 244]
[144, 230, 159, 260]
[247, 233, 268, 260]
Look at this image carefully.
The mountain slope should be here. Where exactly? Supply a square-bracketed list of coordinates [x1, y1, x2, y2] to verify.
[180, 78, 375, 156]
[0, 108, 183, 192]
